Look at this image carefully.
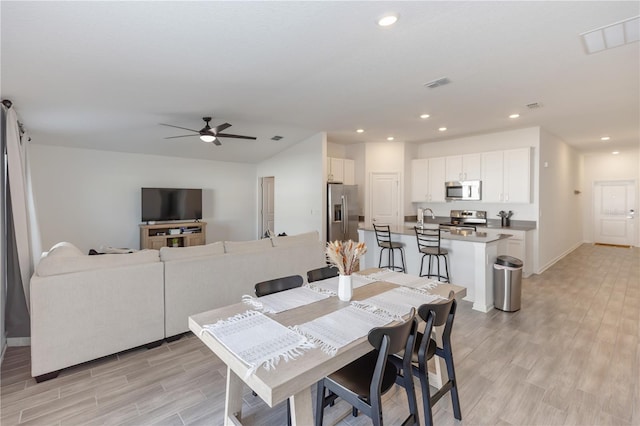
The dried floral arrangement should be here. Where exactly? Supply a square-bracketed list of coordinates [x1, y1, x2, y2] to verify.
[325, 240, 367, 276]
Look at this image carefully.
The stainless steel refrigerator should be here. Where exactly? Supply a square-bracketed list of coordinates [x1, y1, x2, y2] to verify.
[327, 183, 359, 242]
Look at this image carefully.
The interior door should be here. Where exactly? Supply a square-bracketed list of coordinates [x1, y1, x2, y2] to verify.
[260, 177, 275, 237]
[370, 172, 400, 228]
[594, 180, 636, 246]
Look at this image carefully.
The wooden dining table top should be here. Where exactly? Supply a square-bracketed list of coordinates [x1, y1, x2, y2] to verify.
[188, 269, 466, 407]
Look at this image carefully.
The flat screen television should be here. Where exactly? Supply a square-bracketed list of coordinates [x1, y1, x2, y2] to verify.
[141, 188, 202, 222]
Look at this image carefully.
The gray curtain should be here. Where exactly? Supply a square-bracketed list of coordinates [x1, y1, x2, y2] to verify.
[1, 102, 31, 340]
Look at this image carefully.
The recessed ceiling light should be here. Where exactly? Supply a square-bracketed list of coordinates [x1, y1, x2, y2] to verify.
[438, 127, 447, 132]
[378, 14, 398, 27]
[420, 114, 430, 119]
[509, 114, 520, 119]
[601, 136, 610, 141]
[612, 151, 620, 155]
[387, 136, 394, 141]
[356, 129, 364, 133]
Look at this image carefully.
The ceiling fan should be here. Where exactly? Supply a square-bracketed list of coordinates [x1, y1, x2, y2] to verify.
[160, 117, 256, 146]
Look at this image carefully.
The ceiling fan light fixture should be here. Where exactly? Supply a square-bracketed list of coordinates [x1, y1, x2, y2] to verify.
[200, 134, 216, 143]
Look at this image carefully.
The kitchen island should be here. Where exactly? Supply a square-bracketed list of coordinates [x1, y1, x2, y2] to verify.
[358, 225, 512, 312]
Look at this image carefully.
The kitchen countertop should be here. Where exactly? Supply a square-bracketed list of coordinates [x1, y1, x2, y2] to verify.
[405, 216, 536, 232]
[359, 225, 513, 243]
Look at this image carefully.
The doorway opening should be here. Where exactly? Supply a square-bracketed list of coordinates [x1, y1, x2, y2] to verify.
[260, 177, 275, 238]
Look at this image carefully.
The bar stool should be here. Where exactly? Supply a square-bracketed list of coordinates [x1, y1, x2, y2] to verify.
[414, 227, 450, 282]
[373, 224, 406, 272]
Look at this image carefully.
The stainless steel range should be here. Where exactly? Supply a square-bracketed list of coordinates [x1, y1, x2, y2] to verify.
[439, 210, 487, 231]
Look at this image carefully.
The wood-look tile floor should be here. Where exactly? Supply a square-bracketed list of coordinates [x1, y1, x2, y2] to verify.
[2, 244, 638, 425]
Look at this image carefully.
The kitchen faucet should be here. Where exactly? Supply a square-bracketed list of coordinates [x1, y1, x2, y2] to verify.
[424, 208, 436, 219]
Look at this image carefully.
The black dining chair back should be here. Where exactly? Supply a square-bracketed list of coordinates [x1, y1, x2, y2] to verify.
[306, 265, 339, 283]
[254, 275, 304, 297]
[393, 291, 461, 426]
[315, 309, 419, 426]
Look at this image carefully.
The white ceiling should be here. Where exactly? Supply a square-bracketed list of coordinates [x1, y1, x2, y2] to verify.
[2, 1, 639, 163]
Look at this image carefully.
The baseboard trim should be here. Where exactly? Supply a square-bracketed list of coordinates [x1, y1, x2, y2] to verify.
[7, 337, 31, 347]
[537, 241, 583, 274]
[594, 243, 632, 248]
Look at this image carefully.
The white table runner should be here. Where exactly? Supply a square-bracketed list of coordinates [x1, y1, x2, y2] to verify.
[365, 269, 441, 289]
[292, 305, 395, 356]
[354, 286, 445, 319]
[242, 287, 329, 314]
[201, 310, 314, 377]
[307, 274, 375, 296]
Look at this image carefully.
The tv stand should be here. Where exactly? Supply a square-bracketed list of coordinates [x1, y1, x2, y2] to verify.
[139, 222, 207, 250]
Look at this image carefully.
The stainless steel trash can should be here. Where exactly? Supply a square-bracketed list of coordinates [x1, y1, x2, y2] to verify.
[493, 255, 523, 312]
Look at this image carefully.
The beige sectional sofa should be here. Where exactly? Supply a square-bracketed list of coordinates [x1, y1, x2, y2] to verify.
[29, 232, 326, 381]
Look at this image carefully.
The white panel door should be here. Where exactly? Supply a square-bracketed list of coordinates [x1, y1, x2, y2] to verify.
[594, 181, 636, 246]
[370, 172, 399, 228]
[260, 177, 275, 237]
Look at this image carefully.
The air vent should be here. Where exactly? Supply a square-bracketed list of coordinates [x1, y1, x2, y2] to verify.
[526, 102, 542, 109]
[424, 77, 451, 89]
[271, 135, 283, 141]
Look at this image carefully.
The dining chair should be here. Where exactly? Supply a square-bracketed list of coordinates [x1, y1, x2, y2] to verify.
[373, 224, 406, 272]
[315, 309, 419, 426]
[415, 226, 450, 282]
[306, 265, 339, 283]
[254, 274, 304, 297]
[253, 274, 304, 426]
[391, 292, 461, 426]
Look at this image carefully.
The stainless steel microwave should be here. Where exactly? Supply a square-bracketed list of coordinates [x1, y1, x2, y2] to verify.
[445, 180, 482, 201]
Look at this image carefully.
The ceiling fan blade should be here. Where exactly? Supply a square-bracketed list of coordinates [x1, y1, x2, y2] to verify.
[159, 123, 200, 133]
[164, 134, 197, 139]
[216, 133, 257, 140]
[213, 138, 222, 146]
[213, 122, 232, 133]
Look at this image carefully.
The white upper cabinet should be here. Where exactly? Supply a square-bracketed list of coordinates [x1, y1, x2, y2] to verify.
[428, 157, 446, 202]
[503, 148, 531, 203]
[343, 159, 355, 185]
[411, 158, 429, 202]
[328, 157, 344, 183]
[481, 148, 530, 203]
[445, 153, 481, 182]
[410, 157, 446, 202]
[328, 157, 355, 185]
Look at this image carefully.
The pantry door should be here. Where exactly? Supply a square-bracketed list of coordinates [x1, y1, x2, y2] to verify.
[593, 180, 636, 246]
[370, 172, 400, 229]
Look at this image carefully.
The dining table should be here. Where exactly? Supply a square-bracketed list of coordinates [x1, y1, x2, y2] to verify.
[188, 269, 466, 426]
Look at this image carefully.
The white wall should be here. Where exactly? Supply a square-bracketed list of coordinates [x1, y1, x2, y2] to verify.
[327, 142, 347, 158]
[537, 129, 584, 271]
[581, 148, 640, 245]
[29, 145, 257, 253]
[413, 127, 541, 221]
[257, 133, 325, 238]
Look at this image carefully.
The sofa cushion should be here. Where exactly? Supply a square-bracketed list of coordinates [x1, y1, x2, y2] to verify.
[37, 248, 160, 277]
[271, 231, 320, 248]
[224, 238, 274, 254]
[160, 242, 225, 262]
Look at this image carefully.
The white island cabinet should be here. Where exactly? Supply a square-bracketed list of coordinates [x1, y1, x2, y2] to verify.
[358, 226, 510, 313]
